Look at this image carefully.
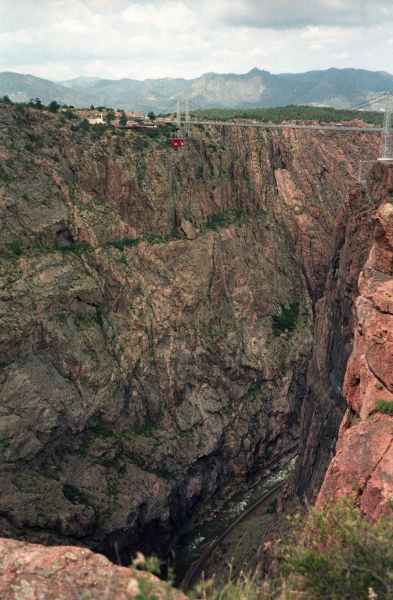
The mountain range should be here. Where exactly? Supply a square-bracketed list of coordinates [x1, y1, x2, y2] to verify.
[1, 67, 393, 113]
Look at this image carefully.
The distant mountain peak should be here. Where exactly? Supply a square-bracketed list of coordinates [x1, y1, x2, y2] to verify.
[1, 67, 393, 112]
[247, 67, 271, 75]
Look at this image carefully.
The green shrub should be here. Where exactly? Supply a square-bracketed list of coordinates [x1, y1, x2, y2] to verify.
[169, 226, 181, 240]
[105, 236, 140, 251]
[92, 426, 116, 438]
[272, 301, 299, 336]
[256, 208, 268, 221]
[265, 498, 277, 514]
[279, 500, 393, 599]
[150, 468, 174, 480]
[95, 306, 104, 326]
[144, 232, 164, 245]
[245, 385, 260, 402]
[99, 456, 122, 469]
[375, 398, 393, 415]
[203, 208, 247, 231]
[80, 119, 90, 131]
[64, 110, 78, 120]
[195, 166, 204, 179]
[69, 242, 90, 254]
[63, 483, 91, 506]
[11, 240, 22, 255]
[147, 128, 159, 139]
[90, 123, 107, 140]
[133, 135, 149, 151]
[105, 229, 181, 251]
[133, 421, 158, 436]
[74, 313, 93, 330]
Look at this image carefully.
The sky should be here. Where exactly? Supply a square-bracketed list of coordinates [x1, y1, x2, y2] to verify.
[1, 0, 393, 82]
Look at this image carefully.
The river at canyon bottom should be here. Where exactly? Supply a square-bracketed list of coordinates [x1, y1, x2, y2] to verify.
[174, 456, 297, 586]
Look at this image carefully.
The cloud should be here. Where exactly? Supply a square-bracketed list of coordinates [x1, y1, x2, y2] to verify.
[247, 47, 269, 59]
[300, 25, 359, 48]
[198, 0, 393, 29]
[121, 1, 197, 32]
[333, 52, 349, 60]
[0, 0, 393, 81]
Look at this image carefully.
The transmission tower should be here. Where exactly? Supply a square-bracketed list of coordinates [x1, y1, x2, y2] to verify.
[176, 98, 182, 137]
[379, 93, 392, 161]
[185, 98, 190, 137]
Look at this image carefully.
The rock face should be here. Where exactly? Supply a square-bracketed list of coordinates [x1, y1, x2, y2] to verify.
[0, 104, 380, 562]
[294, 178, 377, 501]
[0, 536, 184, 600]
[316, 162, 393, 519]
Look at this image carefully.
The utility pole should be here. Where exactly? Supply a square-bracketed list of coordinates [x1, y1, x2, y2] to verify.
[378, 93, 392, 161]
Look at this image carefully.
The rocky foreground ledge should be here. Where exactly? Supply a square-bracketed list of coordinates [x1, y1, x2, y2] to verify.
[0, 537, 184, 600]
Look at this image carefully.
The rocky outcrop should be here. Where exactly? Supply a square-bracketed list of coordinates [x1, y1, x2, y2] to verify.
[0, 536, 185, 600]
[0, 104, 380, 562]
[316, 162, 393, 519]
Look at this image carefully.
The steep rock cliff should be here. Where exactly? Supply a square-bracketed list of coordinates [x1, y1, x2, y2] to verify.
[248, 157, 380, 579]
[0, 104, 379, 561]
[316, 162, 393, 518]
[295, 178, 378, 501]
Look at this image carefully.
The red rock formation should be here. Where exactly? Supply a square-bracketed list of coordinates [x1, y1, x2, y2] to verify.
[0, 536, 185, 600]
[317, 162, 393, 520]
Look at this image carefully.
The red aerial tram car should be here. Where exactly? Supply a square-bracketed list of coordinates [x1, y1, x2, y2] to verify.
[170, 138, 184, 147]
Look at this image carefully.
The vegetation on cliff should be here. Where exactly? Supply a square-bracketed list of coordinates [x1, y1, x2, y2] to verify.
[375, 398, 393, 416]
[272, 302, 299, 336]
[192, 501, 393, 600]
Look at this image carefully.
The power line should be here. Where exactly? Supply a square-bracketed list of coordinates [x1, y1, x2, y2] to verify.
[155, 100, 178, 118]
[345, 92, 389, 111]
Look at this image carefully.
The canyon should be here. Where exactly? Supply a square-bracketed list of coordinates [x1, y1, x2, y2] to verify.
[0, 103, 392, 597]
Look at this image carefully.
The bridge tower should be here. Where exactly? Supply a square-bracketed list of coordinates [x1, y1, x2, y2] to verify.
[175, 97, 190, 138]
[185, 98, 191, 137]
[379, 93, 392, 161]
[176, 98, 182, 137]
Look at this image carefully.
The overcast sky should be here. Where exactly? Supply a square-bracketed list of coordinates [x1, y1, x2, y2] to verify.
[1, 0, 393, 82]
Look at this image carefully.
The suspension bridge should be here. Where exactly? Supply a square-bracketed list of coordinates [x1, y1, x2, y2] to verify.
[163, 93, 392, 161]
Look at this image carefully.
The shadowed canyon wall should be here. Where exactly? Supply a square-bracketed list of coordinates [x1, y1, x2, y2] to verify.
[0, 105, 380, 563]
[295, 178, 377, 502]
[316, 162, 393, 519]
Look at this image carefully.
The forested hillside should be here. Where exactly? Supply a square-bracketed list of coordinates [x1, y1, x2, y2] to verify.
[189, 105, 384, 125]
